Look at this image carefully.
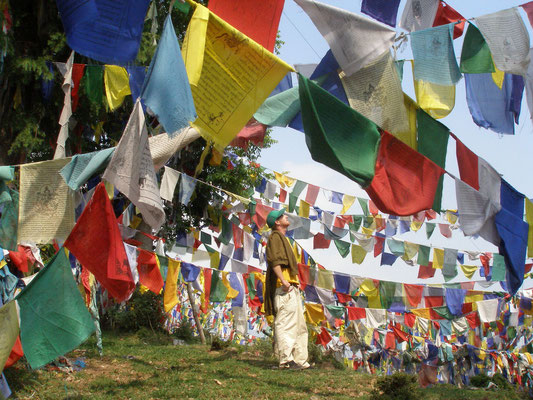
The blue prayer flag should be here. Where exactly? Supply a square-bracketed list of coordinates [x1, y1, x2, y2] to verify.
[361, 0, 401, 27]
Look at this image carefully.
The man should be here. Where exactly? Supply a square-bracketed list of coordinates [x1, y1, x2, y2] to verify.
[264, 209, 310, 370]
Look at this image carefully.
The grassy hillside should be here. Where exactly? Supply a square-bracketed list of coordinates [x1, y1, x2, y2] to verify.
[4, 331, 528, 399]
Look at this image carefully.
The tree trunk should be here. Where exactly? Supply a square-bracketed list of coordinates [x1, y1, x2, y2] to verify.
[186, 282, 206, 344]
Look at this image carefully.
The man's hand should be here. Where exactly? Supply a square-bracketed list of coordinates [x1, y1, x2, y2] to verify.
[281, 280, 293, 292]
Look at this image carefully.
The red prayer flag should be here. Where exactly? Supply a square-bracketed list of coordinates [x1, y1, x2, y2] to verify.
[369, 200, 379, 215]
[5, 336, 23, 368]
[374, 235, 385, 257]
[453, 134, 479, 190]
[313, 232, 331, 249]
[521, 2, 533, 28]
[229, 118, 267, 150]
[71, 63, 86, 112]
[202, 268, 212, 313]
[279, 188, 287, 203]
[404, 313, 416, 328]
[253, 202, 274, 228]
[418, 262, 436, 279]
[384, 331, 396, 349]
[64, 183, 135, 302]
[438, 223, 452, 238]
[365, 132, 445, 216]
[335, 291, 352, 303]
[232, 224, 243, 249]
[347, 306, 366, 321]
[466, 312, 480, 329]
[297, 263, 309, 290]
[425, 296, 444, 308]
[432, 1, 465, 39]
[208, 0, 285, 52]
[392, 325, 409, 343]
[8, 246, 29, 273]
[316, 326, 333, 347]
[137, 249, 164, 294]
[305, 184, 320, 205]
[404, 284, 424, 307]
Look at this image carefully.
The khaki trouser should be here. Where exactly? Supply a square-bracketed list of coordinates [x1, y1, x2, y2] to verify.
[273, 287, 309, 366]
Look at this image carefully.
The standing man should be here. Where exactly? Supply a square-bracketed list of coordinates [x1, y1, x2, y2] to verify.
[264, 209, 310, 370]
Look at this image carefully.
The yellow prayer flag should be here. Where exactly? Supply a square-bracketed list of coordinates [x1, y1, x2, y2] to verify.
[299, 199, 310, 218]
[351, 244, 367, 264]
[305, 303, 325, 325]
[414, 79, 455, 119]
[492, 61, 505, 89]
[360, 279, 378, 297]
[163, 259, 181, 313]
[209, 251, 220, 270]
[465, 293, 483, 303]
[341, 195, 355, 215]
[394, 94, 418, 149]
[526, 198, 533, 258]
[317, 269, 334, 290]
[446, 210, 458, 225]
[410, 220, 423, 232]
[222, 272, 239, 299]
[433, 248, 444, 269]
[403, 242, 419, 261]
[274, 172, 286, 188]
[411, 308, 432, 320]
[460, 264, 477, 279]
[182, 4, 294, 151]
[104, 65, 131, 111]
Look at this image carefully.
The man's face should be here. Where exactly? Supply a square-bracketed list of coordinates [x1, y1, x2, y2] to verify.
[275, 214, 290, 229]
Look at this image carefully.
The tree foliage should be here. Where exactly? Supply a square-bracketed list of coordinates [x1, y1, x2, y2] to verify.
[1, 0, 275, 240]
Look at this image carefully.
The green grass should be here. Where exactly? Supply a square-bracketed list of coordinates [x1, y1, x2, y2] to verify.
[3, 331, 529, 399]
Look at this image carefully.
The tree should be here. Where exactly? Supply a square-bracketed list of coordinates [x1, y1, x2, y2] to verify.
[0, 0, 274, 242]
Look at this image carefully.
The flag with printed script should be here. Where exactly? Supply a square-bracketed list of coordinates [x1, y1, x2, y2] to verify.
[65, 183, 135, 302]
[298, 74, 381, 187]
[16, 248, 95, 369]
[55, 0, 151, 65]
[182, 3, 293, 151]
[141, 15, 196, 136]
[103, 99, 165, 231]
[400, 0, 440, 32]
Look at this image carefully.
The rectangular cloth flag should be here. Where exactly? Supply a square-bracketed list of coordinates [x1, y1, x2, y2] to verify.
[475, 8, 530, 75]
[60, 147, 115, 190]
[65, 183, 135, 302]
[56, 0, 151, 65]
[340, 51, 410, 135]
[0, 185, 18, 252]
[104, 65, 131, 111]
[365, 131, 445, 216]
[432, 1, 465, 39]
[416, 108, 449, 212]
[410, 24, 462, 85]
[207, 0, 284, 52]
[414, 78, 455, 119]
[464, 73, 515, 135]
[103, 99, 165, 231]
[459, 22, 495, 74]
[16, 248, 95, 369]
[361, 0, 401, 27]
[141, 15, 196, 136]
[54, 52, 74, 160]
[399, 0, 440, 32]
[18, 158, 75, 244]
[0, 301, 19, 374]
[298, 74, 381, 187]
[182, 3, 293, 151]
[294, 0, 396, 76]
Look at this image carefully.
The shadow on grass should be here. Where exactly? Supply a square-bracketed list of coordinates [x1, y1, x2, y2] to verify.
[89, 377, 147, 397]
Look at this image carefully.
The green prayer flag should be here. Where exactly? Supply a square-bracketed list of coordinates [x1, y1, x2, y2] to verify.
[0, 166, 14, 181]
[351, 244, 367, 264]
[17, 249, 95, 369]
[358, 198, 370, 216]
[201, 231, 212, 245]
[82, 66, 104, 105]
[219, 217, 232, 245]
[0, 185, 18, 251]
[432, 306, 455, 320]
[291, 180, 307, 198]
[416, 109, 449, 212]
[363, 216, 374, 229]
[387, 238, 405, 257]
[350, 216, 363, 232]
[174, 0, 191, 13]
[395, 60, 405, 81]
[254, 87, 301, 127]
[298, 74, 381, 187]
[325, 304, 345, 319]
[334, 239, 350, 258]
[158, 255, 168, 281]
[442, 263, 458, 282]
[426, 223, 436, 239]
[460, 22, 495, 74]
[491, 254, 506, 281]
[417, 245, 430, 266]
[209, 270, 228, 302]
[246, 274, 256, 300]
[379, 281, 396, 310]
[288, 193, 298, 213]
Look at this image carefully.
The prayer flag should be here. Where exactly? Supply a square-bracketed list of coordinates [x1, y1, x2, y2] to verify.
[17, 249, 94, 369]
[65, 183, 135, 302]
[137, 249, 164, 294]
[163, 259, 180, 312]
[160, 166, 180, 202]
[104, 65, 131, 110]
[182, 4, 293, 150]
[465, 72, 515, 135]
[526, 198, 533, 258]
[18, 158, 75, 244]
[81, 65, 104, 105]
[56, 0, 151, 65]
[298, 74, 381, 187]
[294, 0, 396, 76]
[459, 22, 495, 74]
[103, 100, 165, 231]
[475, 8, 530, 75]
[399, 0, 439, 32]
[207, 0, 284, 52]
[414, 79, 455, 119]
[432, 1, 465, 39]
[361, 0, 401, 27]
[0, 185, 18, 251]
[340, 51, 410, 135]
[141, 15, 196, 136]
[0, 301, 19, 374]
[365, 131, 444, 216]
[60, 147, 115, 190]
[410, 24, 462, 85]
[416, 108, 449, 212]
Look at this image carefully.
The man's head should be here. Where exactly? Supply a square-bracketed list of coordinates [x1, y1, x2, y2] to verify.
[267, 209, 288, 230]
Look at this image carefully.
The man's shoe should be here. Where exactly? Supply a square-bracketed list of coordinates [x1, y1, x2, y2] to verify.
[287, 361, 306, 370]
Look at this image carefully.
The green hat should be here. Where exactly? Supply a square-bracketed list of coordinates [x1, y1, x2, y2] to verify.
[266, 209, 285, 229]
